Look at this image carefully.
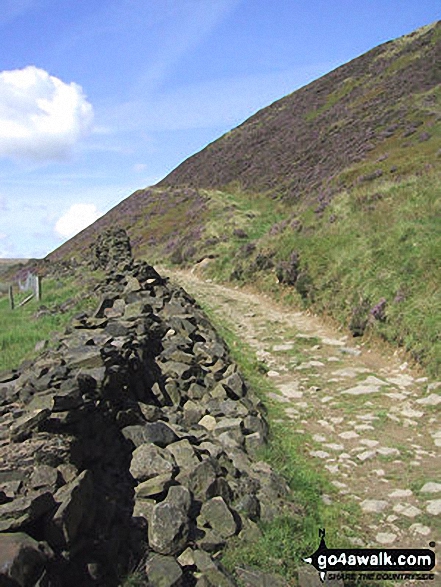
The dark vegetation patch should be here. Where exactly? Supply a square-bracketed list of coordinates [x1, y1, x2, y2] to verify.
[159, 22, 441, 203]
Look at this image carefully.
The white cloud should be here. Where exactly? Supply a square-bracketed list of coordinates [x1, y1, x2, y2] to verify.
[0, 66, 93, 161]
[54, 203, 101, 239]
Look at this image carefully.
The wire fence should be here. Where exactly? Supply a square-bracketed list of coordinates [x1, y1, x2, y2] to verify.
[1, 271, 42, 309]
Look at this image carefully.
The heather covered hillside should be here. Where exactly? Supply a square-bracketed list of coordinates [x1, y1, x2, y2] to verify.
[160, 21, 441, 201]
[48, 22, 441, 375]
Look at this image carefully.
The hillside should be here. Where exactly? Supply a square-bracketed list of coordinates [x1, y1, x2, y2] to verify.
[160, 21, 441, 200]
[48, 21, 441, 375]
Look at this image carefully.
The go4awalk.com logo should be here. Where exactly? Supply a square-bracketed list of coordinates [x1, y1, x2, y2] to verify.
[304, 529, 436, 583]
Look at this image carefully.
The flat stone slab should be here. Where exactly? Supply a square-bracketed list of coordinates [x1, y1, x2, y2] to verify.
[376, 446, 400, 457]
[388, 489, 413, 498]
[400, 406, 424, 418]
[376, 532, 397, 544]
[416, 394, 441, 406]
[341, 376, 388, 395]
[272, 344, 294, 352]
[393, 503, 421, 518]
[278, 383, 303, 399]
[359, 439, 379, 448]
[339, 431, 359, 440]
[426, 500, 441, 515]
[320, 337, 346, 347]
[332, 367, 370, 378]
[324, 443, 345, 452]
[386, 374, 414, 387]
[420, 482, 441, 494]
[357, 450, 376, 462]
[360, 499, 388, 513]
[297, 360, 325, 369]
[309, 450, 330, 459]
[409, 523, 431, 536]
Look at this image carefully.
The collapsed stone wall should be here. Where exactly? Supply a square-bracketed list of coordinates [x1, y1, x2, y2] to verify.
[0, 230, 291, 587]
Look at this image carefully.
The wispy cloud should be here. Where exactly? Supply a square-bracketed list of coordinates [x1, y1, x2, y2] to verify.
[0, 0, 39, 27]
[0, 66, 93, 162]
[128, 0, 242, 95]
[101, 61, 336, 133]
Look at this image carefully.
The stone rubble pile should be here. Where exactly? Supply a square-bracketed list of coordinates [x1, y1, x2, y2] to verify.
[0, 230, 291, 587]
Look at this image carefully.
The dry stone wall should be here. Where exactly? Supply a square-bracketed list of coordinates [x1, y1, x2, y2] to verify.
[0, 230, 291, 587]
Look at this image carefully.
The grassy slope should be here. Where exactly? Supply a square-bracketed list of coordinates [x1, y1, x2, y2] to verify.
[0, 272, 101, 372]
[47, 22, 441, 376]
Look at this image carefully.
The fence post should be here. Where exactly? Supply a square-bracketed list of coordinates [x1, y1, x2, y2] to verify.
[8, 285, 14, 310]
[36, 276, 41, 301]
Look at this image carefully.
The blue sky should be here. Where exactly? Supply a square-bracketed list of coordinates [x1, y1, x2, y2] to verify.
[0, 0, 439, 258]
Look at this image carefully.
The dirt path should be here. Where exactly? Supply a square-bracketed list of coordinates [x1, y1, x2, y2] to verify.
[163, 267, 440, 579]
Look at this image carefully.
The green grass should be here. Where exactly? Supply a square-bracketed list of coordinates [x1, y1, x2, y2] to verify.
[0, 274, 99, 372]
[150, 169, 440, 377]
[224, 172, 440, 376]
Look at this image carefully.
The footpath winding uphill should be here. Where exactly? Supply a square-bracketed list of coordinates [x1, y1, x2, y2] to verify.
[164, 269, 441, 567]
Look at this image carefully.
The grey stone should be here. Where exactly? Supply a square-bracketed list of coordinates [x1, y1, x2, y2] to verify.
[52, 387, 83, 411]
[214, 418, 242, 435]
[130, 443, 176, 482]
[193, 550, 236, 587]
[206, 477, 233, 503]
[420, 482, 441, 494]
[245, 432, 266, 454]
[166, 439, 200, 469]
[124, 277, 142, 294]
[238, 518, 262, 542]
[177, 547, 195, 567]
[376, 532, 397, 544]
[198, 497, 238, 538]
[178, 460, 218, 500]
[223, 372, 246, 399]
[183, 400, 205, 425]
[159, 360, 195, 380]
[123, 422, 179, 448]
[145, 553, 183, 587]
[198, 415, 217, 431]
[30, 466, 59, 491]
[10, 409, 51, 442]
[133, 498, 156, 524]
[135, 472, 175, 498]
[149, 501, 189, 555]
[426, 499, 441, 515]
[234, 494, 260, 522]
[0, 532, 50, 587]
[105, 320, 130, 337]
[52, 470, 94, 546]
[360, 499, 388, 513]
[0, 492, 55, 532]
[64, 346, 104, 369]
[166, 485, 192, 515]
[93, 295, 117, 318]
[196, 528, 226, 552]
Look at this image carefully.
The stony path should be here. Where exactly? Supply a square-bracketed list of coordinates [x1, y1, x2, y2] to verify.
[163, 268, 441, 583]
